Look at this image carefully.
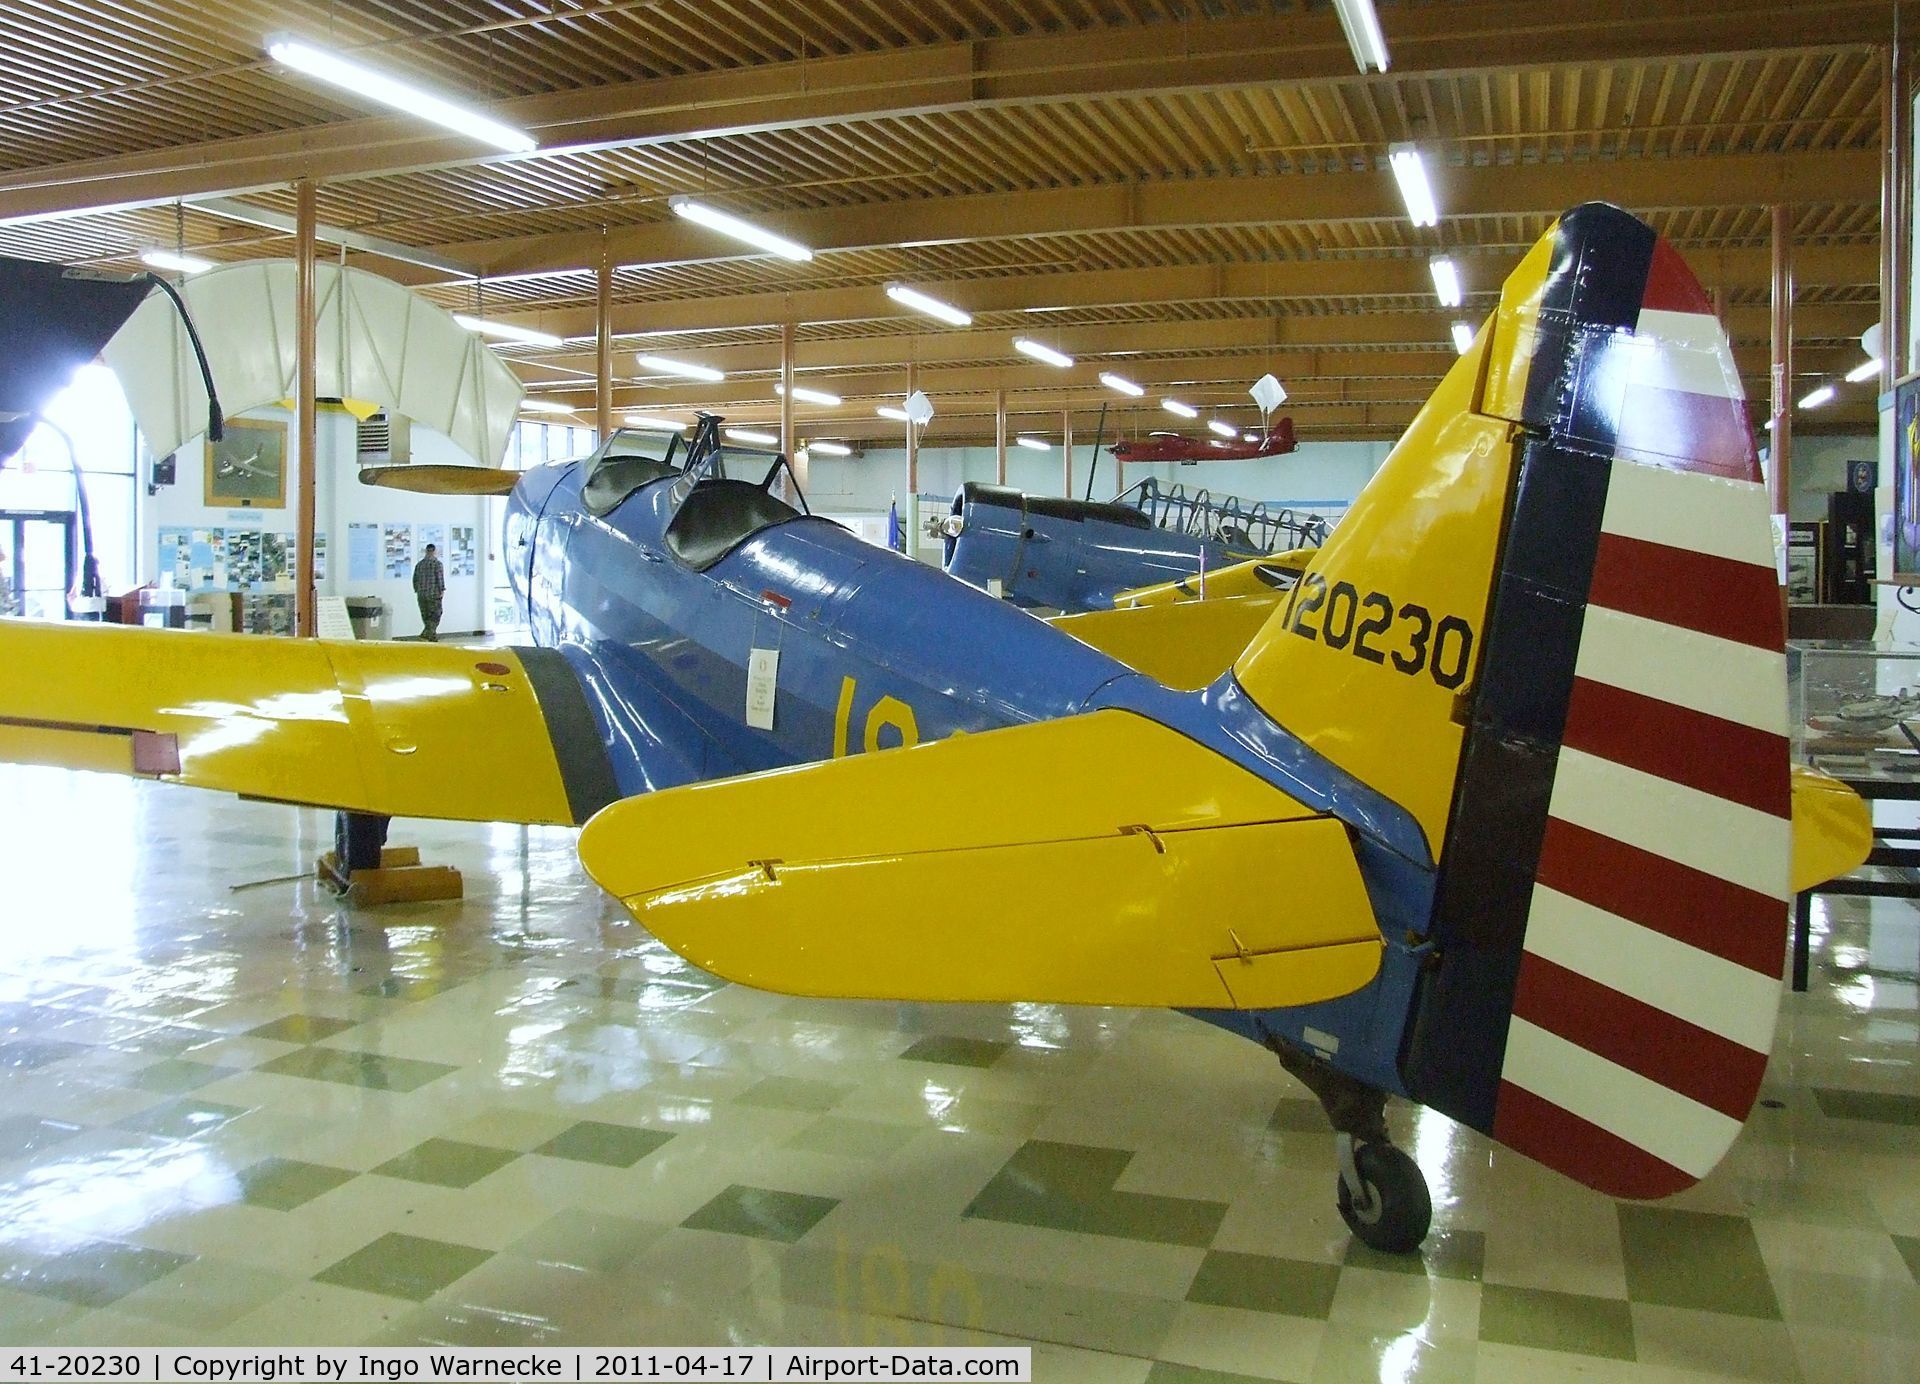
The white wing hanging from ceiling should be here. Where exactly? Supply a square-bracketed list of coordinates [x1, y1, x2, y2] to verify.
[101, 261, 524, 466]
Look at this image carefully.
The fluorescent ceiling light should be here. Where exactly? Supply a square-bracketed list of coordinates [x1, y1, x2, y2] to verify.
[1799, 385, 1836, 410]
[1013, 338, 1075, 368]
[877, 405, 911, 422]
[266, 35, 536, 153]
[1161, 398, 1198, 419]
[140, 248, 213, 275]
[1332, 0, 1391, 72]
[622, 413, 687, 431]
[669, 197, 811, 262]
[1388, 144, 1439, 228]
[517, 398, 575, 414]
[1846, 358, 1882, 383]
[1015, 436, 1050, 450]
[637, 353, 724, 382]
[808, 440, 852, 456]
[1451, 321, 1476, 354]
[455, 313, 562, 349]
[774, 383, 842, 407]
[1207, 419, 1238, 438]
[886, 283, 971, 327]
[725, 427, 778, 445]
[1099, 372, 1145, 397]
[1429, 256, 1462, 308]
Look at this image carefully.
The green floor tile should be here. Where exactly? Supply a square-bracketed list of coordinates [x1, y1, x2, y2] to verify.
[966, 1140, 1227, 1248]
[1813, 1086, 1920, 1126]
[1479, 1283, 1635, 1359]
[535, 1120, 673, 1168]
[1895, 1234, 1920, 1284]
[1344, 1227, 1485, 1282]
[683, 1184, 839, 1243]
[0, 1115, 83, 1159]
[114, 1097, 250, 1140]
[314, 1232, 492, 1302]
[243, 1014, 358, 1044]
[0, 1039, 87, 1071]
[1185, 1249, 1341, 1318]
[7, 1241, 193, 1308]
[237, 1157, 359, 1210]
[898, 1035, 1009, 1068]
[257, 1046, 455, 1092]
[126, 1058, 236, 1094]
[737, 1075, 853, 1112]
[1618, 1206, 1780, 1319]
[373, 1138, 522, 1188]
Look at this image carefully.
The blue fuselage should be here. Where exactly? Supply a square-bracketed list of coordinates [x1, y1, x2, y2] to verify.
[503, 451, 1435, 1098]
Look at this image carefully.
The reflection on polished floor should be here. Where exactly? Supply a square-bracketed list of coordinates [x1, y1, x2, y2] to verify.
[0, 762, 1915, 1382]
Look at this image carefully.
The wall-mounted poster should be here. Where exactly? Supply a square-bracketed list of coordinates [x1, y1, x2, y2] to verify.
[312, 533, 326, 582]
[382, 522, 414, 579]
[1895, 371, 1920, 578]
[204, 416, 288, 510]
[260, 533, 288, 585]
[158, 527, 192, 588]
[449, 526, 477, 577]
[347, 523, 379, 582]
[418, 523, 448, 565]
[226, 529, 262, 588]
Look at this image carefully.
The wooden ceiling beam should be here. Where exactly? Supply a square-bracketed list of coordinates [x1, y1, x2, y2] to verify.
[484, 242, 1881, 339]
[502, 301, 1876, 378]
[0, 1, 1897, 222]
[448, 149, 1878, 277]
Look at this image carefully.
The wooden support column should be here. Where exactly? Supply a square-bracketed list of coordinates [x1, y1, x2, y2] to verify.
[1886, 38, 1912, 388]
[905, 361, 919, 496]
[1062, 410, 1073, 497]
[294, 178, 318, 639]
[994, 389, 1007, 484]
[1770, 204, 1793, 521]
[780, 321, 796, 466]
[595, 236, 613, 442]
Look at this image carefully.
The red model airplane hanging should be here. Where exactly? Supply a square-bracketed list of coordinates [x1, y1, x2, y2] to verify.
[1111, 417, 1297, 463]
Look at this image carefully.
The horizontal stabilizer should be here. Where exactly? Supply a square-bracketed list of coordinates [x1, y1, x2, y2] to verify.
[0, 622, 616, 825]
[578, 709, 1382, 1009]
[360, 464, 521, 496]
[1049, 594, 1284, 690]
[1791, 764, 1872, 892]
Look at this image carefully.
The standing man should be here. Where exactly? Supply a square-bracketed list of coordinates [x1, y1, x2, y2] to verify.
[411, 542, 445, 642]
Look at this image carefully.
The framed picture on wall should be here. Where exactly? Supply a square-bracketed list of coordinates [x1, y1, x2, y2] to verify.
[204, 417, 288, 510]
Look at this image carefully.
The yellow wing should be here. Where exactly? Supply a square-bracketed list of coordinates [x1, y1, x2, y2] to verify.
[578, 709, 1382, 1009]
[0, 621, 616, 825]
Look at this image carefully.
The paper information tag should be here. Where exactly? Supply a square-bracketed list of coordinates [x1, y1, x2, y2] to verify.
[746, 647, 779, 730]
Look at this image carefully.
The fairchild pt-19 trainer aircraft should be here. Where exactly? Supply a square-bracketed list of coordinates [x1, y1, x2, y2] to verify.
[0, 204, 1874, 1252]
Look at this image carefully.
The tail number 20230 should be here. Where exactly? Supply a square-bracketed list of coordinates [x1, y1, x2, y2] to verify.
[1284, 574, 1473, 691]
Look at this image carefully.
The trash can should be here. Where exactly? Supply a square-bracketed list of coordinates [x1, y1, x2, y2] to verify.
[345, 596, 388, 640]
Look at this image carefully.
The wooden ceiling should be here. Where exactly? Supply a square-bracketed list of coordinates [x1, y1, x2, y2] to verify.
[0, 0, 1903, 447]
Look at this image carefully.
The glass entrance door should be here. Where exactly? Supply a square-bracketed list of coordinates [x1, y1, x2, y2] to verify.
[1, 511, 77, 620]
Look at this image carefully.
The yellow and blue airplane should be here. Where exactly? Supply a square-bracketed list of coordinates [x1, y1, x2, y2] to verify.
[0, 204, 1874, 1252]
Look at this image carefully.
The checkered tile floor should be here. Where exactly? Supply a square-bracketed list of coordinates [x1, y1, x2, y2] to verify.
[0, 763, 1915, 1381]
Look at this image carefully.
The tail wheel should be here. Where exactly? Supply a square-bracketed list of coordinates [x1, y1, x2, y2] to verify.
[1336, 1139, 1432, 1253]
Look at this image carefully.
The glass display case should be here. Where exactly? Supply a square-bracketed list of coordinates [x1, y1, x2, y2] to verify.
[1789, 640, 1920, 782]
